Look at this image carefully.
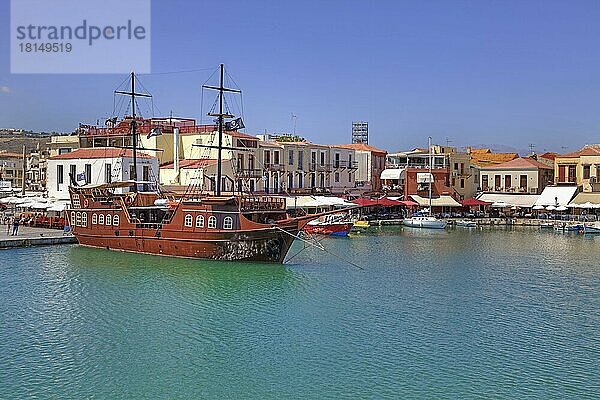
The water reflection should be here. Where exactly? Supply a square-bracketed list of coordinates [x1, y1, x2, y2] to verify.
[1, 227, 598, 398]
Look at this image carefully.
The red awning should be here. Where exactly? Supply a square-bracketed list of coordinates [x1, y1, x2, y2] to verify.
[375, 197, 403, 207]
[399, 200, 419, 207]
[460, 198, 491, 206]
[351, 198, 379, 207]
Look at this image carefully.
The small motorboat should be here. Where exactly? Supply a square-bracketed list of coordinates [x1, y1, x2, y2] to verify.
[403, 216, 447, 229]
[304, 213, 354, 236]
[351, 220, 371, 232]
[539, 222, 554, 229]
[554, 223, 583, 232]
[455, 220, 477, 228]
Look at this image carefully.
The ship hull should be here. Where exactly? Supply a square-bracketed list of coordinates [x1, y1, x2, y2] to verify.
[304, 222, 353, 237]
[74, 227, 297, 263]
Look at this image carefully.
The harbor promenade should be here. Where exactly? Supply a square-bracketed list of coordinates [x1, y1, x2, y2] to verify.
[0, 226, 77, 249]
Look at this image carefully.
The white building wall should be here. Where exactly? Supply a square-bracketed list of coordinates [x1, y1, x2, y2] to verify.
[47, 156, 159, 200]
[479, 169, 539, 193]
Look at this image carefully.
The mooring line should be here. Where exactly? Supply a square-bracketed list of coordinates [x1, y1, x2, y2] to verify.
[275, 227, 364, 270]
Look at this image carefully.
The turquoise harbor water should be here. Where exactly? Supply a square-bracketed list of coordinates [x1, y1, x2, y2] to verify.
[1, 227, 599, 398]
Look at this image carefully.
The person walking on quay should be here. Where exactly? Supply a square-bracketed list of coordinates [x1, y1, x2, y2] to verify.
[5, 217, 11, 236]
[12, 217, 20, 236]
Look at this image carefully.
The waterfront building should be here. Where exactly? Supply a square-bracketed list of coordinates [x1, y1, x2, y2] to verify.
[73, 117, 358, 196]
[25, 147, 50, 192]
[478, 157, 553, 195]
[554, 145, 600, 192]
[47, 148, 159, 200]
[0, 152, 24, 191]
[265, 139, 357, 195]
[337, 143, 386, 193]
[383, 146, 454, 200]
[448, 151, 478, 200]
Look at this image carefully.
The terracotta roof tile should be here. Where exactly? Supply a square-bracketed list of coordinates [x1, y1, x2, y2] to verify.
[470, 152, 519, 167]
[0, 152, 24, 159]
[539, 152, 558, 161]
[484, 157, 553, 170]
[560, 145, 600, 158]
[336, 143, 387, 154]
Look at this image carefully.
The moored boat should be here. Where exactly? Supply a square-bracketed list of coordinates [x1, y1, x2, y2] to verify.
[455, 219, 477, 228]
[554, 223, 583, 232]
[66, 66, 347, 263]
[304, 213, 354, 236]
[403, 216, 448, 229]
[401, 137, 448, 230]
[351, 220, 371, 232]
[582, 222, 600, 234]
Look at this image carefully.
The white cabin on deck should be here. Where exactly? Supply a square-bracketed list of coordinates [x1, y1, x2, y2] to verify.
[47, 147, 159, 200]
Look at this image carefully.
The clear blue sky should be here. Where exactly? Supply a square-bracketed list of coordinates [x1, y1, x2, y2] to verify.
[1, 0, 600, 153]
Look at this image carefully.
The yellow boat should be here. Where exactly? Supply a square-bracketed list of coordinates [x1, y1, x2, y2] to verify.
[352, 220, 371, 232]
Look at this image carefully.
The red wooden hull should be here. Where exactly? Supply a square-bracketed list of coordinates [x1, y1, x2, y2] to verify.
[304, 222, 353, 236]
[75, 226, 297, 262]
[66, 191, 318, 263]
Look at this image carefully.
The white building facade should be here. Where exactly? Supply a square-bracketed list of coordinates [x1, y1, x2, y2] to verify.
[47, 148, 159, 200]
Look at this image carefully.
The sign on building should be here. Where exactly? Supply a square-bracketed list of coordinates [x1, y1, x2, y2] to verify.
[352, 121, 368, 144]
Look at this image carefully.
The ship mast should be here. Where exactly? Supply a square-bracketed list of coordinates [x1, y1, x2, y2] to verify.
[428, 136, 432, 212]
[115, 72, 151, 192]
[203, 64, 241, 196]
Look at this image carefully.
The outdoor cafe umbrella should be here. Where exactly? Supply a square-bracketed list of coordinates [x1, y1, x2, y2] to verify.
[555, 205, 568, 212]
[491, 201, 510, 208]
[532, 205, 545, 210]
[546, 205, 556, 211]
[47, 202, 68, 212]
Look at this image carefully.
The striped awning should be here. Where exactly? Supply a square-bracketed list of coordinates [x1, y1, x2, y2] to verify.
[410, 195, 461, 207]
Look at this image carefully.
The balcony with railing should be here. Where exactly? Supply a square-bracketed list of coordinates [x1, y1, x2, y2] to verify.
[234, 167, 263, 179]
[481, 186, 537, 194]
[308, 162, 331, 172]
[332, 160, 359, 170]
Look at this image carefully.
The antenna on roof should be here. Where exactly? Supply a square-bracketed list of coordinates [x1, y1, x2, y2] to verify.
[291, 113, 297, 135]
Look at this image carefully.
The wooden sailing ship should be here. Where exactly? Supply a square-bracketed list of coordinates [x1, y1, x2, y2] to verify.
[66, 65, 332, 262]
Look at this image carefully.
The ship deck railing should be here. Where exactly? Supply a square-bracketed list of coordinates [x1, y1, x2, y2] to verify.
[240, 196, 286, 212]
